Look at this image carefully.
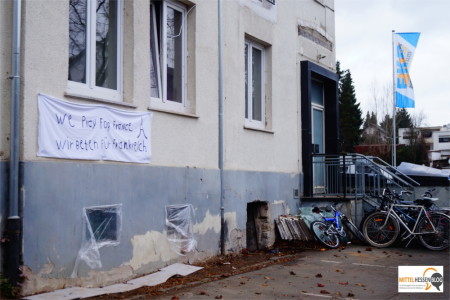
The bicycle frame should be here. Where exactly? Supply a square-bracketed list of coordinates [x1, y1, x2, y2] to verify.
[317, 207, 346, 237]
[383, 204, 437, 240]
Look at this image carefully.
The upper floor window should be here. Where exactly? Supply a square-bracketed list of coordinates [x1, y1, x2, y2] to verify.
[150, 0, 187, 111]
[68, 0, 123, 101]
[245, 39, 266, 129]
[439, 136, 450, 143]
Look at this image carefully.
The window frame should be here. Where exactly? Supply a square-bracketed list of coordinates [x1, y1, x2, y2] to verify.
[67, 0, 124, 102]
[245, 39, 266, 129]
[150, 0, 188, 112]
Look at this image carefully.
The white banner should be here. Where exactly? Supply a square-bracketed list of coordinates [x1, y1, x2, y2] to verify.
[37, 94, 152, 163]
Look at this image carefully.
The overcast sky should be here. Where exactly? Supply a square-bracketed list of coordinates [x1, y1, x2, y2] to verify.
[335, 0, 450, 127]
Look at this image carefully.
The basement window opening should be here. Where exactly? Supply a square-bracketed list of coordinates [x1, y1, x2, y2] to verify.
[85, 204, 122, 246]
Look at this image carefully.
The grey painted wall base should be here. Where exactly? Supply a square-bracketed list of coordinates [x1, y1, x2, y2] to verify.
[0, 161, 8, 274]
[18, 161, 300, 295]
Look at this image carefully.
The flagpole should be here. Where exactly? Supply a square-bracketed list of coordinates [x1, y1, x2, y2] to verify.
[392, 30, 397, 168]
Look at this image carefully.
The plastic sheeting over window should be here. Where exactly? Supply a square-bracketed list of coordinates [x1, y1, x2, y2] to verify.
[71, 204, 122, 277]
[165, 204, 197, 255]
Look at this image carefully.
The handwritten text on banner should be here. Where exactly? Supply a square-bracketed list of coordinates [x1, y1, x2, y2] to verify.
[37, 94, 152, 163]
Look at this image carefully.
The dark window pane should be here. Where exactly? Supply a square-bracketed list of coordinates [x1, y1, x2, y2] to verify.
[69, 0, 87, 83]
[150, 4, 161, 98]
[311, 81, 324, 105]
[96, 0, 118, 89]
[252, 47, 262, 121]
[86, 208, 118, 242]
[166, 6, 183, 103]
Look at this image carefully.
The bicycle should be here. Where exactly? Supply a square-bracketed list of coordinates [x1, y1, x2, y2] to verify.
[362, 195, 450, 250]
[361, 188, 448, 228]
[310, 204, 366, 249]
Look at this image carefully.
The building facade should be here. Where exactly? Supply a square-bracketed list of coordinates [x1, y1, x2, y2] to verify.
[0, 0, 338, 295]
[398, 125, 450, 168]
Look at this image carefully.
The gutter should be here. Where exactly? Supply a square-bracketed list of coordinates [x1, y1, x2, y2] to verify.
[218, 0, 225, 255]
[5, 0, 23, 287]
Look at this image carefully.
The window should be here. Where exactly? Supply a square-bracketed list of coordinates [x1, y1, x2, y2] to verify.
[85, 204, 122, 246]
[439, 136, 450, 143]
[68, 0, 123, 101]
[245, 39, 266, 129]
[150, 0, 187, 111]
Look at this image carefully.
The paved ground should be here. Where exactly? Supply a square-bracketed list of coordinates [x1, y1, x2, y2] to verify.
[146, 245, 449, 300]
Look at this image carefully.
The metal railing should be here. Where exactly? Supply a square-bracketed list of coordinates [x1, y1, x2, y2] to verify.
[311, 153, 419, 199]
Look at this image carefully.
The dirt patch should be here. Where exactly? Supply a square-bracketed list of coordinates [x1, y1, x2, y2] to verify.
[86, 241, 322, 299]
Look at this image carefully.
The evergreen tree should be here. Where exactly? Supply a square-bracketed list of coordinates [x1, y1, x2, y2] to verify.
[363, 112, 371, 129]
[380, 113, 393, 140]
[337, 62, 363, 153]
[380, 108, 414, 143]
[396, 108, 413, 129]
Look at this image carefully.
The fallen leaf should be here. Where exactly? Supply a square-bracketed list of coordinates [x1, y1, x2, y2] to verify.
[348, 292, 355, 297]
[339, 281, 349, 285]
[215, 295, 223, 299]
[336, 269, 341, 272]
[240, 281, 245, 285]
[365, 247, 372, 251]
[264, 276, 271, 280]
[255, 292, 261, 295]
[320, 290, 330, 294]
[171, 297, 179, 300]
[290, 271, 296, 275]
[199, 290, 207, 295]
[317, 283, 325, 287]
[262, 284, 269, 287]
[315, 273, 323, 278]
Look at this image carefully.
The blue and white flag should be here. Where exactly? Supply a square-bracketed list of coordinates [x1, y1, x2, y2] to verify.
[394, 32, 420, 108]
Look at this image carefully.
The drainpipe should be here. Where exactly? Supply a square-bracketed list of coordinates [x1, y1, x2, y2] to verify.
[218, 0, 225, 255]
[6, 0, 22, 287]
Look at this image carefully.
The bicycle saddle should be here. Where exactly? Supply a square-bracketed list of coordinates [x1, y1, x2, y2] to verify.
[422, 197, 439, 202]
[312, 206, 332, 213]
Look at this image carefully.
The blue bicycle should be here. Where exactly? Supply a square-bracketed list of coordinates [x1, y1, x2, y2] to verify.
[311, 204, 366, 249]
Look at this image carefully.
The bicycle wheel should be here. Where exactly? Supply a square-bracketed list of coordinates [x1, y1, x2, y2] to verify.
[310, 221, 340, 249]
[418, 212, 450, 251]
[341, 217, 366, 243]
[362, 212, 399, 248]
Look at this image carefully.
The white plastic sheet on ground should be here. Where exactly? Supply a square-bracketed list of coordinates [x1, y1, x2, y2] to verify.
[71, 204, 122, 277]
[165, 204, 197, 255]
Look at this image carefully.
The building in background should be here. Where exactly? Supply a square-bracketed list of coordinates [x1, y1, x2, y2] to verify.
[429, 125, 450, 169]
[0, 0, 338, 295]
[398, 125, 450, 168]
